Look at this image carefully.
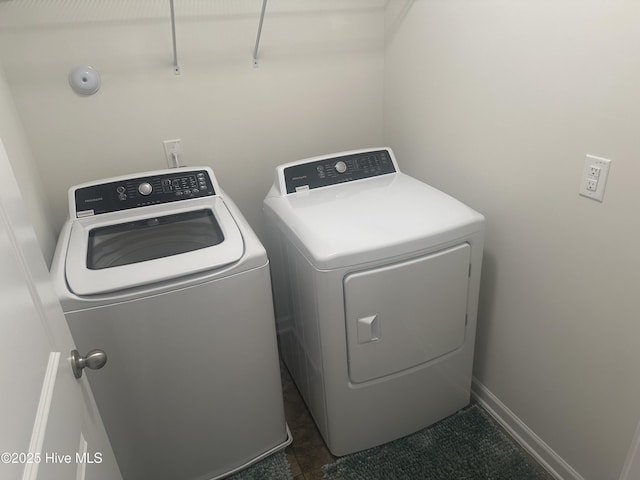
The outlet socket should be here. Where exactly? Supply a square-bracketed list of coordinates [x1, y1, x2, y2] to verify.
[163, 139, 181, 168]
[579, 154, 611, 202]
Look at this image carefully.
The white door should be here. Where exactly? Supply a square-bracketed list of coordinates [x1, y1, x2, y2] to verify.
[0, 138, 121, 480]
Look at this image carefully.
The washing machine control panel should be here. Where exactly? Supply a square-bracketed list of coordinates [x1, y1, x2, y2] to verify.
[283, 149, 396, 194]
[74, 169, 216, 217]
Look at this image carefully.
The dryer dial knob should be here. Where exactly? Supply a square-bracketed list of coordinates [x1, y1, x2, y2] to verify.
[335, 161, 347, 174]
[138, 182, 153, 196]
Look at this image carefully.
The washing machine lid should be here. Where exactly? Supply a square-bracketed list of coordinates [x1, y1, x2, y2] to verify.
[64, 196, 244, 296]
[264, 169, 484, 270]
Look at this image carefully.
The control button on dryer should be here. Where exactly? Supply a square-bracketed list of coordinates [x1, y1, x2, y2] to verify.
[335, 161, 347, 174]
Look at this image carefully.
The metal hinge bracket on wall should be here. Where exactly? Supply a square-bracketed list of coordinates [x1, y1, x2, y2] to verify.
[252, 0, 268, 68]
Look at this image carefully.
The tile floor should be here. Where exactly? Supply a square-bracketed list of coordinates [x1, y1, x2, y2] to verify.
[280, 364, 334, 480]
[279, 361, 552, 480]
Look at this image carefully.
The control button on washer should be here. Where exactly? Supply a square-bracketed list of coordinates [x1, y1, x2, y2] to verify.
[335, 161, 347, 174]
[138, 182, 153, 196]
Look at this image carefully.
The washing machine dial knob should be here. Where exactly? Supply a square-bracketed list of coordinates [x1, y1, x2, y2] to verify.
[335, 161, 347, 174]
[138, 182, 153, 196]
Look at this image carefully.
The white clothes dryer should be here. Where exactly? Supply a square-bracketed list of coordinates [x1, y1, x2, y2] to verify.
[51, 167, 290, 480]
[263, 148, 484, 456]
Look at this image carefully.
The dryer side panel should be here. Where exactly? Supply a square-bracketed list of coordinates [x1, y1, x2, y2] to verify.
[344, 243, 471, 384]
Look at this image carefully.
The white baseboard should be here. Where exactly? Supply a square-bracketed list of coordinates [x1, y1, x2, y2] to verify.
[471, 377, 585, 480]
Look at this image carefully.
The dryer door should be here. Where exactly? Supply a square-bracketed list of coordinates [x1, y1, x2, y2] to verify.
[344, 243, 471, 384]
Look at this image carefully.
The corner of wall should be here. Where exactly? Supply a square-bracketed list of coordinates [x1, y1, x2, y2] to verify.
[0, 62, 58, 265]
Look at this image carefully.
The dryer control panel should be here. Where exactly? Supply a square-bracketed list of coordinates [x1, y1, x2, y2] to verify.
[283, 149, 396, 194]
[73, 169, 216, 217]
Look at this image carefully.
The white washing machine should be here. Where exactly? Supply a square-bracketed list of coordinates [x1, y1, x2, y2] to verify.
[263, 148, 484, 456]
[50, 167, 291, 480]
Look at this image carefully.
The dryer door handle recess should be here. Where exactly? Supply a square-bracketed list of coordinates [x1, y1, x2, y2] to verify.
[71, 349, 107, 379]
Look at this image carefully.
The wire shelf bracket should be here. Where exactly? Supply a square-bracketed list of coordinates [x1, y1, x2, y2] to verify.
[169, 0, 268, 72]
[169, 0, 181, 75]
[252, 0, 268, 68]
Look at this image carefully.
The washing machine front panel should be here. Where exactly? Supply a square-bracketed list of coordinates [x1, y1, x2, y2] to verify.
[64, 258, 288, 480]
[344, 243, 471, 383]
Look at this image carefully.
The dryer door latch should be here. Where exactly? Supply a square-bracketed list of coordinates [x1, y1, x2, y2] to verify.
[357, 315, 381, 344]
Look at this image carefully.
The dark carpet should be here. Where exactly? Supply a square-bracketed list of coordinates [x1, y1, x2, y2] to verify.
[226, 451, 292, 480]
[322, 405, 550, 480]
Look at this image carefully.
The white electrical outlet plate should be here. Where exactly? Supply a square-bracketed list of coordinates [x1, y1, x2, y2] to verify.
[579, 154, 611, 202]
[163, 139, 181, 168]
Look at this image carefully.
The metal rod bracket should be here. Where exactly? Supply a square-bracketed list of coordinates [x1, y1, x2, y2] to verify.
[252, 0, 268, 68]
[170, 0, 181, 75]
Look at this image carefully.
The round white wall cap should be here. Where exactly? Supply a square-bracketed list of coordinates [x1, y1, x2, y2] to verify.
[68, 65, 101, 96]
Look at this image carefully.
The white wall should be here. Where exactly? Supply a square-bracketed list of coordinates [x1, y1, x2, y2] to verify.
[0, 62, 57, 261]
[0, 0, 385, 258]
[4, 0, 640, 478]
[384, 1, 640, 479]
